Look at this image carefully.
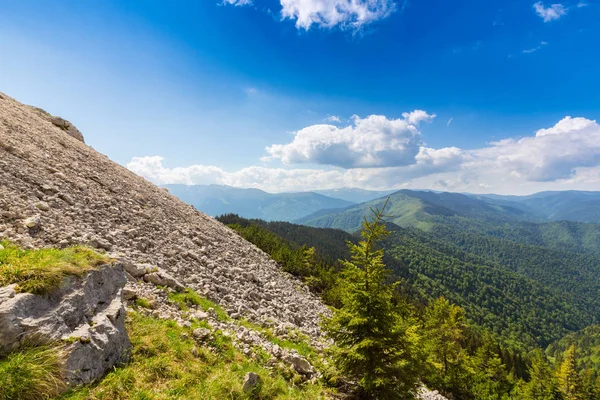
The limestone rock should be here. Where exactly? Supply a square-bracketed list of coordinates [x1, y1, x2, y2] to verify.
[144, 270, 185, 291]
[284, 353, 314, 375]
[242, 372, 261, 392]
[192, 327, 211, 341]
[0, 263, 130, 385]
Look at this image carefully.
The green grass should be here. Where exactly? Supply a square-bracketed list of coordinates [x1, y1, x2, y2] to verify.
[0, 241, 109, 295]
[59, 312, 329, 400]
[238, 319, 316, 360]
[0, 343, 66, 400]
[135, 297, 155, 309]
[168, 288, 230, 322]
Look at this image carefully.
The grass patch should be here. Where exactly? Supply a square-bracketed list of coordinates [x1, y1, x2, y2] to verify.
[0, 241, 109, 295]
[135, 297, 155, 309]
[0, 343, 66, 400]
[168, 288, 230, 322]
[59, 312, 329, 400]
[238, 320, 317, 360]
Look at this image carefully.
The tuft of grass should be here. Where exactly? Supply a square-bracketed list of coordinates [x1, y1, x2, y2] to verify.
[0, 241, 109, 295]
[0, 343, 66, 400]
[59, 312, 328, 400]
[134, 297, 155, 309]
[168, 288, 230, 322]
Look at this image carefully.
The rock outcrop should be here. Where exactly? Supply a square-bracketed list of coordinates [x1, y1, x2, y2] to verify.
[27, 105, 85, 142]
[0, 263, 130, 385]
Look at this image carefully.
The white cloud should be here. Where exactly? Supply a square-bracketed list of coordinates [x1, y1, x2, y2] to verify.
[280, 0, 396, 30]
[447, 117, 453, 126]
[222, 0, 252, 6]
[522, 41, 548, 54]
[533, 2, 567, 22]
[263, 112, 435, 168]
[326, 115, 341, 123]
[473, 116, 600, 181]
[128, 116, 600, 195]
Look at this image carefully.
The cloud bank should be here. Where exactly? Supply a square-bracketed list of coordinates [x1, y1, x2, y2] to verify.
[128, 115, 600, 194]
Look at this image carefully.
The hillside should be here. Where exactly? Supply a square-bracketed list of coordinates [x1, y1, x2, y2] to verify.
[162, 184, 353, 222]
[313, 188, 396, 203]
[298, 189, 600, 255]
[0, 92, 341, 398]
[0, 94, 328, 335]
[221, 215, 600, 348]
[479, 191, 600, 223]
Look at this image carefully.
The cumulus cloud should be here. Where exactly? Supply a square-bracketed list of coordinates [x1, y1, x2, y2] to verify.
[533, 2, 567, 22]
[475, 116, 600, 181]
[128, 116, 600, 194]
[263, 112, 435, 168]
[326, 115, 341, 123]
[280, 0, 396, 29]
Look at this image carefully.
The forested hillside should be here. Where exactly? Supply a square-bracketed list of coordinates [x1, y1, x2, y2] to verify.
[299, 190, 600, 255]
[218, 213, 600, 399]
[219, 214, 600, 348]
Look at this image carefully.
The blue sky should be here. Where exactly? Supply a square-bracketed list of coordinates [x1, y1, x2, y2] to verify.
[1, 0, 599, 194]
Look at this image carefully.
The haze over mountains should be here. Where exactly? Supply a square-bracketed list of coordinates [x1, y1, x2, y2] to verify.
[165, 184, 600, 227]
[162, 184, 376, 221]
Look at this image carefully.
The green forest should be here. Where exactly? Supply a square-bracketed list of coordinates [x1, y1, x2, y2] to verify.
[217, 210, 600, 399]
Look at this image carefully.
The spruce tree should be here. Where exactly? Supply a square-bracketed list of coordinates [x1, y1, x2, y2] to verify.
[557, 344, 583, 400]
[523, 349, 561, 400]
[323, 198, 421, 399]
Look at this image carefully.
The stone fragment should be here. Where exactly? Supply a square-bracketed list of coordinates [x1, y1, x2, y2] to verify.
[192, 328, 211, 341]
[144, 270, 185, 291]
[242, 372, 261, 392]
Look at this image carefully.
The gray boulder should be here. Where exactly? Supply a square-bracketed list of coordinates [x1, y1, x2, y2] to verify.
[143, 269, 185, 291]
[0, 263, 130, 386]
[242, 372, 261, 392]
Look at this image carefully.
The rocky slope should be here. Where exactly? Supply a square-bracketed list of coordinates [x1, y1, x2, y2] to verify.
[0, 92, 328, 340]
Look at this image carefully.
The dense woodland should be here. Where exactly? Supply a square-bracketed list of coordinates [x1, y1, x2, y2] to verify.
[217, 212, 600, 399]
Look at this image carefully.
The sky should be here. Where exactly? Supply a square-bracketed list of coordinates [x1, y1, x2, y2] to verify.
[1, 0, 599, 194]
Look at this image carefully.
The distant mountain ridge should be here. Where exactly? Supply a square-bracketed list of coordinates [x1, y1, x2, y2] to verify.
[313, 187, 397, 203]
[297, 189, 600, 256]
[161, 184, 354, 222]
[164, 185, 600, 226]
[475, 190, 600, 223]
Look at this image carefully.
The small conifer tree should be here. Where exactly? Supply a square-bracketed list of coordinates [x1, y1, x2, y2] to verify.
[323, 198, 421, 399]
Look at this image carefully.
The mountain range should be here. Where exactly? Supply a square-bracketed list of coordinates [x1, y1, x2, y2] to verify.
[161, 184, 354, 222]
[163, 184, 600, 227]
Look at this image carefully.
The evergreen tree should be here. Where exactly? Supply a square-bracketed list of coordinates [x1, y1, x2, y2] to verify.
[323, 199, 422, 399]
[424, 297, 466, 373]
[557, 344, 583, 400]
[522, 349, 561, 400]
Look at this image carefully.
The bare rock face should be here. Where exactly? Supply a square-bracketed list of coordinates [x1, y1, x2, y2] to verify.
[0, 264, 130, 385]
